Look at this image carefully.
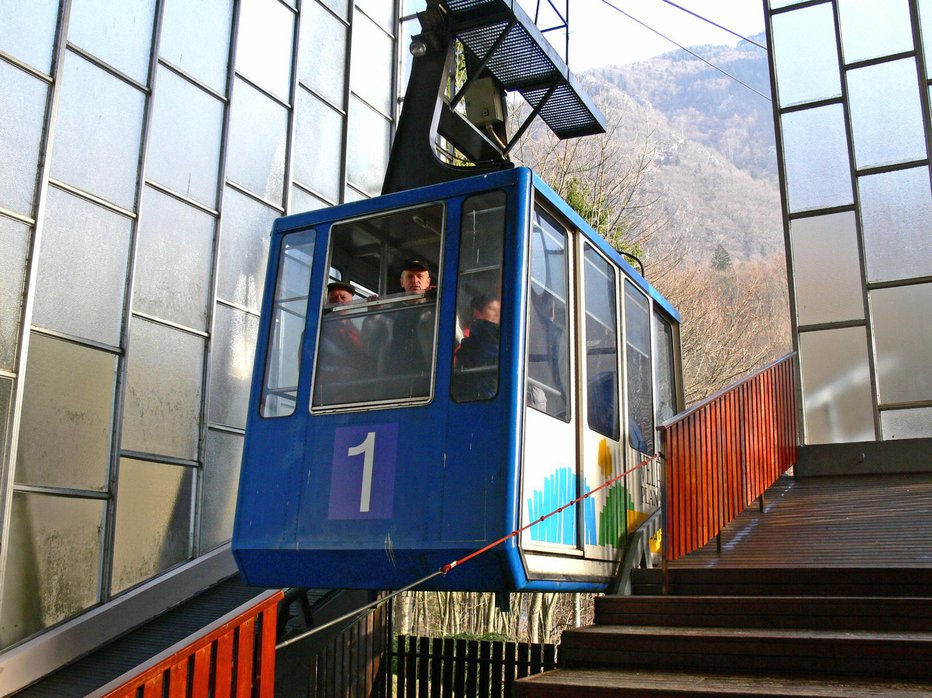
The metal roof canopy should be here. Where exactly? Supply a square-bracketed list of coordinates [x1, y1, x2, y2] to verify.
[447, 0, 606, 141]
[382, 0, 607, 194]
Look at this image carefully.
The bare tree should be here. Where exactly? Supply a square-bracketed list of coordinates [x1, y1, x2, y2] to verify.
[655, 253, 791, 404]
[510, 85, 668, 257]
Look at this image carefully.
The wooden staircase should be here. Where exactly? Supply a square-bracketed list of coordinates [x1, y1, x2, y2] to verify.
[515, 469, 932, 697]
[516, 567, 932, 696]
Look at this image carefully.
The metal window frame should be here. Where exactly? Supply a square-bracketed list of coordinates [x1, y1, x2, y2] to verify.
[766, 0, 932, 445]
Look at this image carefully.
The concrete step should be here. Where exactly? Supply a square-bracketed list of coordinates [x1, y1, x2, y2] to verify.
[631, 567, 932, 597]
[558, 624, 932, 680]
[595, 595, 932, 631]
[515, 667, 932, 697]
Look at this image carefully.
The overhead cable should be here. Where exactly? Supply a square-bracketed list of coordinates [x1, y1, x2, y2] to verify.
[657, 0, 767, 50]
[597, 0, 772, 101]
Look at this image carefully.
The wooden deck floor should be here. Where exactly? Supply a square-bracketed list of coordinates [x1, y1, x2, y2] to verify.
[670, 472, 932, 569]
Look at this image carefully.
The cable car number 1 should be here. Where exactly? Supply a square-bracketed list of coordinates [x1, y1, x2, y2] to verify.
[328, 424, 398, 520]
[347, 431, 375, 512]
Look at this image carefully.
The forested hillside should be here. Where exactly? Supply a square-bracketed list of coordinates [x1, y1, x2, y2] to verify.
[583, 35, 783, 262]
[512, 34, 790, 402]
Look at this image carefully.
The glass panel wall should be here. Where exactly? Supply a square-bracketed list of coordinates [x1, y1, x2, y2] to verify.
[32, 187, 132, 347]
[847, 59, 925, 169]
[0, 0, 59, 73]
[870, 284, 932, 407]
[0, 60, 48, 216]
[790, 212, 864, 326]
[0, 216, 29, 371]
[782, 105, 853, 213]
[837, 0, 913, 64]
[111, 458, 195, 593]
[0, 493, 105, 646]
[68, 0, 156, 83]
[159, 0, 233, 94]
[0, 0, 397, 660]
[771, 3, 841, 108]
[146, 67, 224, 208]
[15, 334, 116, 491]
[858, 167, 932, 283]
[50, 50, 146, 210]
[798, 327, 875, 443]
[768, 0, 932, 445]
[134, 187, 216, 332]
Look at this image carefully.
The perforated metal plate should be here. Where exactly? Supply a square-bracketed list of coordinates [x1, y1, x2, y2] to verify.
[446, 0, 606, 139]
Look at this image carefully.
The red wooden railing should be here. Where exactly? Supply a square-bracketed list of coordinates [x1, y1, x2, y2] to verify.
[96, 589, 283, 698]
[658, 354, 798, 562]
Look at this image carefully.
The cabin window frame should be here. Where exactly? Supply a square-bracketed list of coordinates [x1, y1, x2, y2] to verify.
[526, 203, 572, 422]
[451, 190, 508, 403]
[582, 242, 621, 441]
[310, 202, 445, 412]
[623, 279, 655, 453]
[259, 227, 317, 418]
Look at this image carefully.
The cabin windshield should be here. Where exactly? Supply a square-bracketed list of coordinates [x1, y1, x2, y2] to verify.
[312, 203, 444, 409]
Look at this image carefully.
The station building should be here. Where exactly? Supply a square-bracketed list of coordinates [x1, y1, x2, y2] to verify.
[0, 0, 418, 690]
[765, 0, 932, 461]
[0, 0, 929, 692]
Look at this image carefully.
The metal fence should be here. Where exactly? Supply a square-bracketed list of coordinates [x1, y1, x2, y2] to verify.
[394, 635, 557, 697]
[305, 598, 392, 697]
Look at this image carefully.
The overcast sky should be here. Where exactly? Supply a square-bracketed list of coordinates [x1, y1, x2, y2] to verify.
[519, 0, 767, 71]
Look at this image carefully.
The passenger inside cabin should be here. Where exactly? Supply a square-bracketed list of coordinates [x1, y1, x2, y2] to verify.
[326, 280, 355, 306]
[315, 281, 368, 401]
[323, 280, 365, 358]
[383, 258, 436, 394]
[399, 257, 435, 298]
[453, 294, 501, 401]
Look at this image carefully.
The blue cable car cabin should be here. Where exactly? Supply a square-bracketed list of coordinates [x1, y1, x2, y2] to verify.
[233, 167, 683, 593]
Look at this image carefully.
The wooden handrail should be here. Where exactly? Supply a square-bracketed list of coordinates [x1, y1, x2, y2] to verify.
[93, 589, 283, 698]
[658, 354, 798, 563]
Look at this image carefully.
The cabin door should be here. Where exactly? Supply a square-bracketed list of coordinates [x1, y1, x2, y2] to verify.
[521, 205, 582, 561]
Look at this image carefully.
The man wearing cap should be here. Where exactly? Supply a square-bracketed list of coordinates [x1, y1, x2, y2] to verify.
[399, 257, 433, 296]
[314, 280, 367, 402]
[326, 280, 356, 306]
[384, 258, 436, 395]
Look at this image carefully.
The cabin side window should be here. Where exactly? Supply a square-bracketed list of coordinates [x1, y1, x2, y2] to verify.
[653, 312, 677, 426]
[527, 206, 570, 421]
[260, 228, 316, 417]
[624, 280, 654, 453]
[311, 203, 444, 410]
[584, 245, 620, 440]
[451, 191, 506, 402]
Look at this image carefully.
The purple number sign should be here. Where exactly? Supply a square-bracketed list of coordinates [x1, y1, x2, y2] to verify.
[328, 424, 398, 519]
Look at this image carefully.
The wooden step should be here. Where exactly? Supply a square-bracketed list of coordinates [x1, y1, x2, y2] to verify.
[631, 567, 932, 597]
[595, 595, 932, 631]
[514, 667, 932, 697]
[558, 625, 932, 680]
